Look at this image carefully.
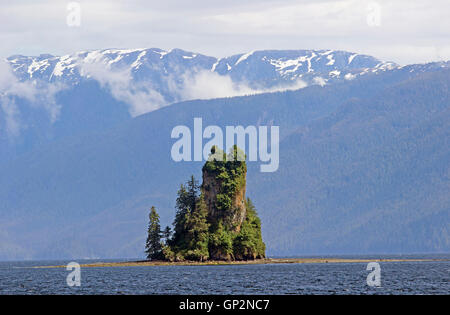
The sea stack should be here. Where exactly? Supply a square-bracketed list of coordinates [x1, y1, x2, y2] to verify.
[201, 146, 265, 260]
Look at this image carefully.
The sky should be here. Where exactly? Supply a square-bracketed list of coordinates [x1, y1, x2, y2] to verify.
[1, 0, 449, 65]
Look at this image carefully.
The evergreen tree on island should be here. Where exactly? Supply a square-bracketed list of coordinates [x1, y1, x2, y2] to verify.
[147, 146, 265, 261]
[145, 206, 163, 260]
[162, 226, 172, 244]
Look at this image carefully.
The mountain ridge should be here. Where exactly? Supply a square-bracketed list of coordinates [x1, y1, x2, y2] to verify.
[7, 48, 397, 85]
[1, 48, 407, 163]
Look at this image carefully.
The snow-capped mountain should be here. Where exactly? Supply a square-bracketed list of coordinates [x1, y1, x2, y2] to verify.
[7, 47, 450, 119]
[7, 48, 398, 105]
[213, 49, 397, 83]
[2, 48, 448, 163]
[7, 48, 397, 116]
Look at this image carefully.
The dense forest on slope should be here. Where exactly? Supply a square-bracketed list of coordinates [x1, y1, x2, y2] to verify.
[0, 67, 448, 259]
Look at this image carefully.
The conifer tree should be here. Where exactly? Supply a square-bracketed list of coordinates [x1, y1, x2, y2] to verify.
[186, 175, 200, 211]
[145, 206, 163, 260]
[162, 226, 172, 245]
[172, 176, 200, 247]
[172, 184, 189, 246]
[183, 194, 210, 261]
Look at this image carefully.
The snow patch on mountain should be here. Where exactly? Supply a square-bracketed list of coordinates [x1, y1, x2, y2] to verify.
[235, 51, 254, 66]
[4, 48, 404, 121]
[131, 50, 147, 69]
[211, 59, 220, 72]
[329, 70, 340, 77]
[326, 54, 335, 66]
[348, 53, 358, 64]
[27, 59, 51, 78]
[267, 56, 307, 75]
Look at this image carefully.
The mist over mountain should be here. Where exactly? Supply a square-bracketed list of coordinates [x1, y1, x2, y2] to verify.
[1, 49, 397, 159]
[0, 48, 449, 260]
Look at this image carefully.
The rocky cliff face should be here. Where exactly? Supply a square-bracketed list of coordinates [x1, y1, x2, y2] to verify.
[199, 147, 265, 261]
[202, 168, 246, 233]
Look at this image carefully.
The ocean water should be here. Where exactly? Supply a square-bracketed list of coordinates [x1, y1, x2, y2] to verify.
[0, 255, 448, 295]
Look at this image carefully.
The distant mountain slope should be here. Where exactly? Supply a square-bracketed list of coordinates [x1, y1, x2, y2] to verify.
[0, 65, 448, 260]
[251, 70, 450, 254]
[4, 48, 450, 165]
[1, 48, 401, 163]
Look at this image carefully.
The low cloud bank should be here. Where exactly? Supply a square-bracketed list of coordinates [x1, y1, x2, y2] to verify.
[79, 63, 310, 117]
[0, 61, 63, 137]
[178, 70, 308, 101]
[79, 61, 166, 116]
[1, 59, 310, 138]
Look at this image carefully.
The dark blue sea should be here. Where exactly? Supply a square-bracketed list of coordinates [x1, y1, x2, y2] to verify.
[1, 255, 448, 295]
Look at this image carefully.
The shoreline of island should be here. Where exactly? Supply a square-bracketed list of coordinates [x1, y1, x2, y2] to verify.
[32, 257, 449, 268]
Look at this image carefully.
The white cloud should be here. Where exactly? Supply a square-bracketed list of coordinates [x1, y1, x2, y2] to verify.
[178, 71, 255, 100]
[344, 73, 356, 80]
[0, 60, 63, 137]
[79, 57, 166, 116]
[263, 79, 309, 93]
[0, 98, 21, 138]
[177, 70, 308, 102]
[0, 61, 37, 101]
[313, 77, 327, 86]
[78, 65, 309, 116]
